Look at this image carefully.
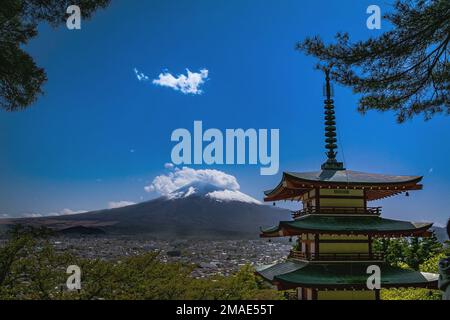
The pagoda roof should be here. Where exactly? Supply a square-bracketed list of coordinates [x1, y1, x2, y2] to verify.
[260, 215, 432, 237]
[257, 261, 438, 290]
[284, 170, 421, 184]
[256, 261, 308, 281]
[264, 170, 423, 201]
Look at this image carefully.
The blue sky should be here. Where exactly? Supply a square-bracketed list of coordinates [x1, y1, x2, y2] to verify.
[0, 0, 449, 225]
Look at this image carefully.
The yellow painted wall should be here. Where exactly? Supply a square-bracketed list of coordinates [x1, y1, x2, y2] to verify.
[320, 235, 368, 241]
[319, 198, 365, 208]
[320, 189, 364, 197]
[318, 188, 365, 208]
[319, 242, 369, 254]
[317, 290, 376, 300]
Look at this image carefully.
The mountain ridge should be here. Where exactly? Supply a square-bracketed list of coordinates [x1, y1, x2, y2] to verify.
[0, 183, 290, 239]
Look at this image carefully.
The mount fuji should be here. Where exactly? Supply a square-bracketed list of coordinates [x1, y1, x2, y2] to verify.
[164, 181, 262, 205]
[0, 182, 291, 239]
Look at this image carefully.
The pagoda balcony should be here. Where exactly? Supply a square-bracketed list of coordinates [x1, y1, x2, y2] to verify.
[291, 206, 382, 219]
[288, 250, 384, 262]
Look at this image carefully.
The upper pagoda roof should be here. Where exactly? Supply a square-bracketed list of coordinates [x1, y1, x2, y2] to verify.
[257, 261, 438, 290]
[264, 169, 423, 201]
[284, 170, 421, 185]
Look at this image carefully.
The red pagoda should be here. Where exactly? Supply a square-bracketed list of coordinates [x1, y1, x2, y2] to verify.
[256, 69, 439, 300]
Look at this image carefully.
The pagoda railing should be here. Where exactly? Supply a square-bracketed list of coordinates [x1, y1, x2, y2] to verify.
[291, 206, 382, 219]
[288, 250, 384, 262]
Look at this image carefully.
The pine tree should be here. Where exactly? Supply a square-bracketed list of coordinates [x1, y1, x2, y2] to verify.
[405, 237, 422, 270]
[0, 0, 110, 111]
[374, 234, 443, 270]
[297, 0, 450, 122]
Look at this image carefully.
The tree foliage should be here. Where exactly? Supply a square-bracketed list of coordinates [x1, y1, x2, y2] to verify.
[381, 286, 441, 300]
[375, 234, 444, 300]
[373, 233, 442, 270]
[297, 0, 450, 122]
[381, 252, 445, 300]
[0, 0, 110, 111]
[0, 226, 282, 300]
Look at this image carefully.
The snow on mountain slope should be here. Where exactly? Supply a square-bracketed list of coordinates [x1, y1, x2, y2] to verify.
[166, 181, 261, 204]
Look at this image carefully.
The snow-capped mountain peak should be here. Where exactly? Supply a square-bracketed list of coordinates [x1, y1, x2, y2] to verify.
[205, 189, 261, 205]
[166, 182, 261, 204]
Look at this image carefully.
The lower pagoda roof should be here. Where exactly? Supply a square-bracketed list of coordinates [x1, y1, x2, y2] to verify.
[264, 170, 423, 201]
[257, 261, 438, 290]
[260, 215, 432, 237]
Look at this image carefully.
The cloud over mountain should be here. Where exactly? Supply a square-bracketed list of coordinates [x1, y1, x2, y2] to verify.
[144, 167, 240, 196]
[144, 167, 261, 204]
[0, 208, 88, 219]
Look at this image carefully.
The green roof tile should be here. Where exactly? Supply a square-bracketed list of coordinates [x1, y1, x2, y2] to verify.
[270, 262, 438, 288]
[261, 215, 432, 235]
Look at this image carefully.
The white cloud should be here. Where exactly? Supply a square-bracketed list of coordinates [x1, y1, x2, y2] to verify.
[24, 213, 44, 218]
[108, 201, 136, 209]
[4, 208, 88, 219]
[42, 208, 87, 217]
[59, 208, 87, 215]
[145, 166, 239, 196]
[134, 68, 149, 81]
[152, 69, 208, 94]
[164, 163, 174, 169]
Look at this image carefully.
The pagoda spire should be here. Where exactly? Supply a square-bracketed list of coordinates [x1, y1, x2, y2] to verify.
[321, 68, 345, 171]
